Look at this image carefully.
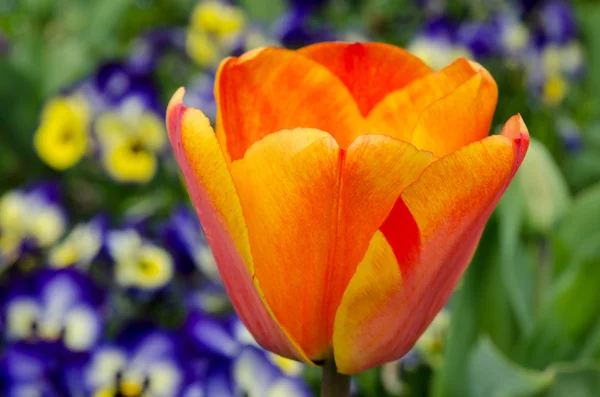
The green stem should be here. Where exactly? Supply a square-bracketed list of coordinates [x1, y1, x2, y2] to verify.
[321, 360, 351, 397]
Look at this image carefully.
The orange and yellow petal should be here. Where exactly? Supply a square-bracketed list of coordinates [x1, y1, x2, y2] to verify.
[332, 115, 529, 374]
[366, 58, 479, 141]
[409, 61, 498, 157]
[298, 42, 433, 116]
[166, 89, 309, 362]
[326, 135, 433, 339]
[215, 47, 363, 161]
[229, 128, 341, 360]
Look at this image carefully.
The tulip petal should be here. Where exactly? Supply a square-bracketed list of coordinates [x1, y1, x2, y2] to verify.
[167, 88, 311, 363]
[328, 135, 434, 337]
[215, 47, 364, 161]
[333, 115, 529, 374]
[230, 131, 434, 359]
[299, 42, 433, 116]
[229, 128, 341, 359]
[366, 58, 479, 141]
[409, 61, 498, 157]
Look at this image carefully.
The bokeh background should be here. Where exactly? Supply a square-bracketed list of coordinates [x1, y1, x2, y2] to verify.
[1, 0, 600, 396]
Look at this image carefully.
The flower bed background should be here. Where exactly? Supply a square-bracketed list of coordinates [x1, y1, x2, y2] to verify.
[1, 0, 600, 396]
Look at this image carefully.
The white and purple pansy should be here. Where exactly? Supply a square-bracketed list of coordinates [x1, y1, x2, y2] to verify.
[1, 268, 104, 357]
[84, 326, 187, 397]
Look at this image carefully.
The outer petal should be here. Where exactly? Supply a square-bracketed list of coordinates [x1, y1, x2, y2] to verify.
[229, 131, 433, 360]
[409, 61, 498, 157]
[215, 47, 364, 161]
[366, 59, 479, 142]
[229, 128, 341, 360]
[166, 89, 310, 363]
[333, 115, 529, 374]
[298, 42, 433, 116]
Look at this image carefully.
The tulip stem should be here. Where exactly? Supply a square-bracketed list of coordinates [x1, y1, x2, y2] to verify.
[321, 360, 351, 397]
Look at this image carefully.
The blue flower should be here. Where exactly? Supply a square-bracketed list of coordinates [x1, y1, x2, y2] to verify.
[455, 20, 499, 58]
[185, 311, 311, 395]
[83, 327, 187, 397]
[0, 343, 63, 397]
[93, 62, 162, 113]
[538, 1, 577, 44]
[107, 229, 175, 291]
[0, 183, 67, 272]
[160, 206, 220, 281]
[273, 8, 336, 48]
[2, 269, 104, 356]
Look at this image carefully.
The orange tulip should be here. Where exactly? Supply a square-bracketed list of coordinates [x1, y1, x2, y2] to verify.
[166, 42, 529, 375]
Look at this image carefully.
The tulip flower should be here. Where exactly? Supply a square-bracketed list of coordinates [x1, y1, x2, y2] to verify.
[166, 42, 529, 394]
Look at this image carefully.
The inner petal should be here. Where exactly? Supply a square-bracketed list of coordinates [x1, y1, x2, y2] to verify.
[215, 47, 364, 162]
[298, 42, 433, 116]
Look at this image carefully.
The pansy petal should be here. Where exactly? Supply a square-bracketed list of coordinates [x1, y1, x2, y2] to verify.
[229, 128, 341, 360]
[298, 42, 433, 116]
[333, 115, 529, 374]
[366, 59, 479, 141]
[409, 61, 498, 157]
[215, 47, 363, 161]
[167, 89, 310, 362]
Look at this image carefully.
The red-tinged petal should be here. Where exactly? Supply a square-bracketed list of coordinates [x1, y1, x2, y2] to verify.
[327, 135, 433, 337]
[409, 61, 498, 157]
[229, 128, 342, 360]
[299, 42, 433, 116]
[166, 88, 312, 363]
[215, 47, 364, 161]
[333, 115, 529, 374]
[230, 131, 433, 359]
[366, 58, 479, 141]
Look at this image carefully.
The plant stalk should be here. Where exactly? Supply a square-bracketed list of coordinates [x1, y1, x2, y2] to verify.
[321, 360, 351, 397]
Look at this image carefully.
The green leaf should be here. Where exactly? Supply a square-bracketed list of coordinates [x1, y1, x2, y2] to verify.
[497, 182, 534, 334]
[515, 139, 571, 235]
[523, 255, 600, 368]
[431, 224, 518, 397]
[576, 3, 600, 97]
[558, 182, 600, 258]
[544, 362, 600, 397]
[468, 338, 553, 397]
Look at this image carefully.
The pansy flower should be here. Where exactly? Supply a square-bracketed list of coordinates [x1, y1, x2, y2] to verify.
[186, 0, 246, 68]
[2, 269, 104, 356]
[185, 312, 308, 388]
[0, 343, 63, 397]
[95, 97, 166, 184]
[34, 94, 91, 171]
[0, 184, 66, 272]
[84, 327, 186, 397]
[48, 215, 106, 270]
[107, 229, 175, 291]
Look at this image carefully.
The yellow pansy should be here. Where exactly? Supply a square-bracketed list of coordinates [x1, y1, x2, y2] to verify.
[543, 74, 567, 106]
[34, 95, 90, 170]
[186, 1, 246, 67]
[108, 229, 174, 290]
[95, 103, 166, 184]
